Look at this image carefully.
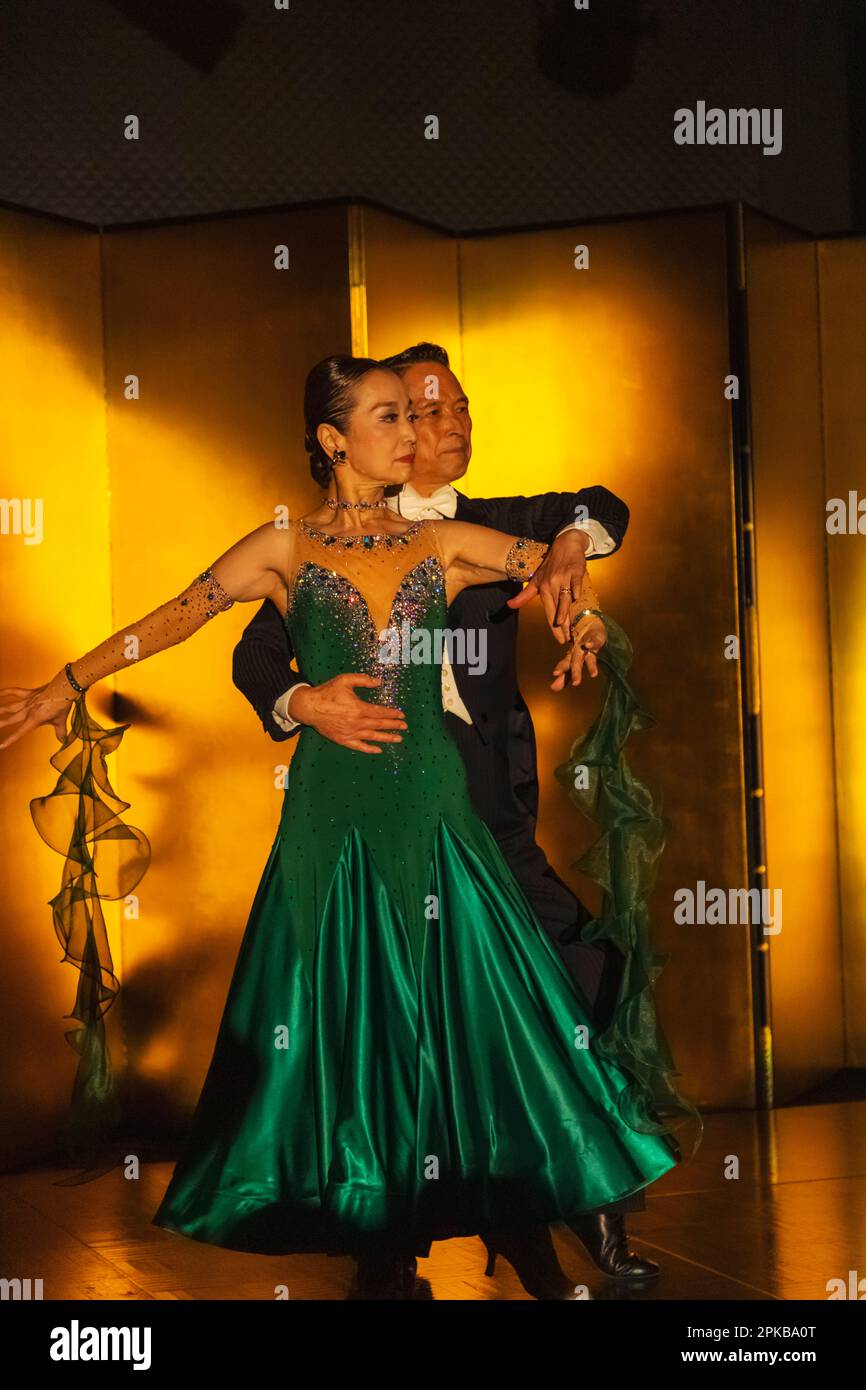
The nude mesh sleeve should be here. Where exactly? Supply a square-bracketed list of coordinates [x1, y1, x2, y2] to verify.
[571, 569, 601, 620]
[66, 567, 236, 691]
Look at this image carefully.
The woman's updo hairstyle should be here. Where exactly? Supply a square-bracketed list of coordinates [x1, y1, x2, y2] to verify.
[303, 354, 384, 488]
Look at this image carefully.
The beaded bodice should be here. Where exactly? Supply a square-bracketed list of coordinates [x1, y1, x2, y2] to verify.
[283, 519, 449, 712]
[277, 515, 488, 967]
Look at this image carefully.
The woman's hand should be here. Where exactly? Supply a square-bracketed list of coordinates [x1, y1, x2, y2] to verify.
[0, 676, 74, 749]
[550, 614, 607, 690]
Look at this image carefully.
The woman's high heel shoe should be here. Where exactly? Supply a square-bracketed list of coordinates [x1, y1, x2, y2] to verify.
[482, 1226, 582, 1300]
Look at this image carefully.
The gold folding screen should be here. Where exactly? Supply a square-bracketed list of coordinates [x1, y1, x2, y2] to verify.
[0, 209, 108, 1163]
[355, 204, 461, 365]
[1, 198, 859, 1162]
[744, 211, 845, 1100]
[99, 208, 351, 1123]
[457, 211, 753, 1110]
[816, 234, 866, 1068]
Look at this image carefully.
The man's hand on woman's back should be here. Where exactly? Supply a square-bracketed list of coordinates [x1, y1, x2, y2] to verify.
[290, 674, 408, 753]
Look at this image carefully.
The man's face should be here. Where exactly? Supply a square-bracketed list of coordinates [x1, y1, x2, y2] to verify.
[400, 362, 472, 485]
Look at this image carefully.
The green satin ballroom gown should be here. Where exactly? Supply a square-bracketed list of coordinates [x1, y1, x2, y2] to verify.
[151, 518, 680, 1255]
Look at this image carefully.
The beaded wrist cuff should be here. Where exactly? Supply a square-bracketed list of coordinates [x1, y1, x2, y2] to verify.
[504, 537, 548, 580]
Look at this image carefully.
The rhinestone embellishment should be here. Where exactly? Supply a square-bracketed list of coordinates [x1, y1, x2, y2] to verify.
[504, 537, 548, 579]
[177, 567, 236, 616]
[299, 519, 422, 550]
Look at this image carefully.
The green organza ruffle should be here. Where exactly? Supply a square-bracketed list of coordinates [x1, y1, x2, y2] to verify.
[29, 692, 151, 1160]
[556, 610, 704, 1161]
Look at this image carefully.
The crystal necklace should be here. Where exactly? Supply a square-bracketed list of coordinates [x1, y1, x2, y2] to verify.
[325, 498, 388, 511]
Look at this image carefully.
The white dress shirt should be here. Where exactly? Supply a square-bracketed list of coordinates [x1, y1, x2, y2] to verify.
[272, 485, 614, 732]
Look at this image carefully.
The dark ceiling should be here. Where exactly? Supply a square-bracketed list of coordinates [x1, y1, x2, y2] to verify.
[0, 0, 856, 235]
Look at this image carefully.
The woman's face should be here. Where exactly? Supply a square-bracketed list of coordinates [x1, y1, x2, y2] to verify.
[320, 368, 416, 486]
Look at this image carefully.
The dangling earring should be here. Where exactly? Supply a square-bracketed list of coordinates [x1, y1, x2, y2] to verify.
[332, 450, 347, 466]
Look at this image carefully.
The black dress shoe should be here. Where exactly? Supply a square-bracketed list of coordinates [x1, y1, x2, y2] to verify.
[482, 1226, 583, 1300]
[348, 1252, 418, 1299]
[567, 1212, 659, 1279]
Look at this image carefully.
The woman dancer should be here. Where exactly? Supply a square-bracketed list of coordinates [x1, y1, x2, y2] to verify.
[0, 356, 680, 1299]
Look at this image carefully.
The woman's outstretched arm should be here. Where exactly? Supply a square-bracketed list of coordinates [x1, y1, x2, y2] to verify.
[0, 519, 292, 749]
[432, 519, 606, 692]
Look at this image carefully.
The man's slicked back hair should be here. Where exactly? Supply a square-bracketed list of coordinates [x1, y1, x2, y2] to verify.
[381, 342, 450, 375]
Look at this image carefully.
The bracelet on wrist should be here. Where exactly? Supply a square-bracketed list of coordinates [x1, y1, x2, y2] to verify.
[64, 662, 88, 694]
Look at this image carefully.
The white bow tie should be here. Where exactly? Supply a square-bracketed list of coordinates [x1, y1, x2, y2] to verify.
[390, 484, 458, 521]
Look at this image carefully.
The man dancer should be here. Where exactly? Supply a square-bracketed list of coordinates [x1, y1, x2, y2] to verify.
[232, 343, 658, 1281]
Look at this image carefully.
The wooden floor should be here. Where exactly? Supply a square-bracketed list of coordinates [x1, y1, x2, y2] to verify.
[2, 1100, 863, 1300]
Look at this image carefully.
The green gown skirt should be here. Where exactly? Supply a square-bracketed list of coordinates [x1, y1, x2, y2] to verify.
[152, 524, 679, 1255]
